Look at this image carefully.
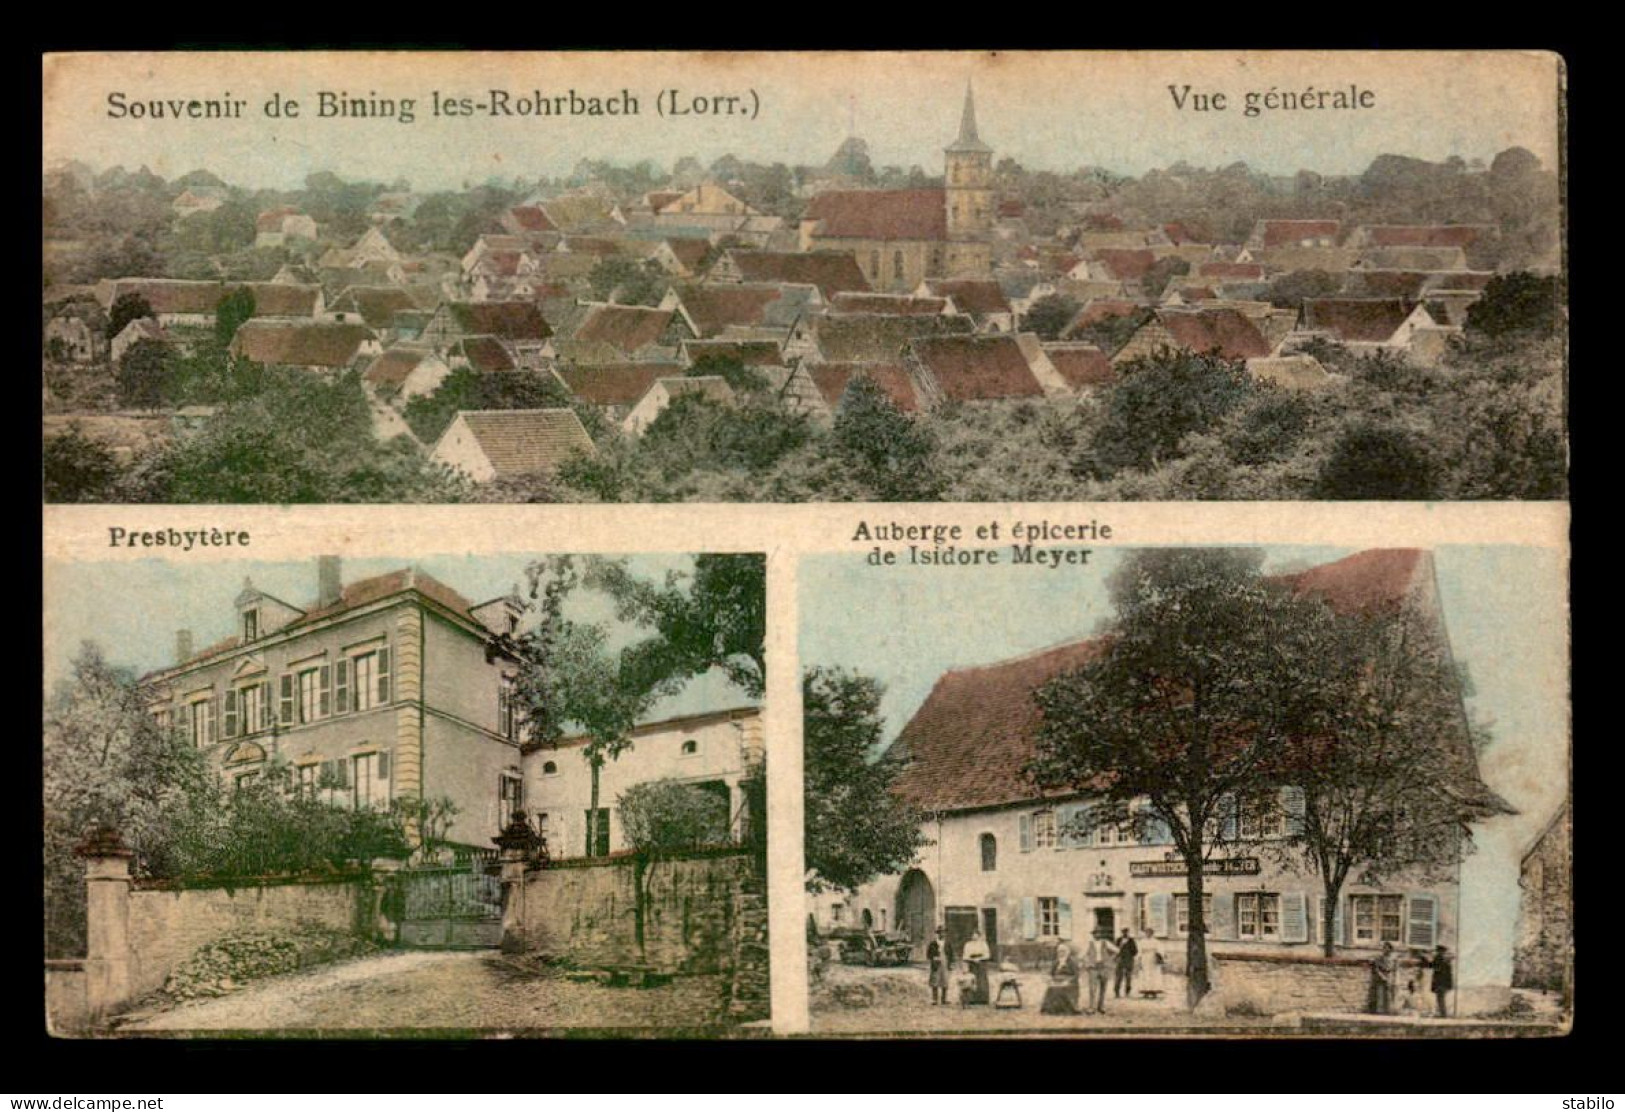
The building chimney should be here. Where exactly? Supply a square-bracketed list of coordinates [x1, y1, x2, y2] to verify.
[176, 629, 194, 665]
[317, 555, 343, 608]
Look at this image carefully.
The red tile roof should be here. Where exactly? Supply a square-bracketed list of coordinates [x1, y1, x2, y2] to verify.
[329, 286, 422, 329]
[726, 250, 870, 298]
[363, 347, 435, 390]
[1042, 344, 1116, 390]
[506, 205, 558, 233]
[230, 320, 373, 368]
[448, 409, 596, 478]
[1198, 262, 1265, 281]
[910, 335, 1044, 402]
[889, 549, 1491, 814]
[1301, 298, 1421, 343]
[1066, 299, 1143, 333]
[1258, 219, 1342, 247]
[830, 293, 948, 316]
[556, 363, 681, 406]
[682, 339, 785, 367]
[804, 189, 948, 241]
[571, 304, 675, 355]
[1154, 308, 1272, 360]
[1093, 248, 1157, 281]
[807, 362, 919, 413]
[674, 284, 784, 337]
[452, 335, 517, 373]
[925, 279, 1012, 318]
[445, 301, 553, 342]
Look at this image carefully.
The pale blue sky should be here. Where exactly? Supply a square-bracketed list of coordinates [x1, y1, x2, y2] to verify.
[799, 545, 1568, 986]
[44, 52, 1560, 191]
[42, 553, 758, 723]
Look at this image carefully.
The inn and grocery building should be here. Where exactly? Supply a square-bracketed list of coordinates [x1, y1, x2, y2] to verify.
[139, 557, 763, 859]
[814, 550, 1513, 969]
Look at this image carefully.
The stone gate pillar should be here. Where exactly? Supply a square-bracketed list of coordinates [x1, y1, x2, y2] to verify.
[494, 813, 541, 954]
[75, 824, 133, 1020]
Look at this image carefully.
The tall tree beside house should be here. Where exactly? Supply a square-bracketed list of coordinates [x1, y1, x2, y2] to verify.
[509, 558, 676, 858]
[1023, 294, 1081, 342]
[587, 257, 667, 307]
[802, 666, 930, 894]
[1264, 605, 1505, 956]
[584, 554, 767, 701]
[1083, 350, 1253, 479]
[105, 292, 155, 340]
[115, 337, 174, 410]
[1027, 549, 1339, 1006]
[215, 286, 257, 348]
[43, 642, 213, 957]
[618, 778, 735, 951]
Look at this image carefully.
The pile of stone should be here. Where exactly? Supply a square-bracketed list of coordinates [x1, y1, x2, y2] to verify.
[161, 924, 377, 1002]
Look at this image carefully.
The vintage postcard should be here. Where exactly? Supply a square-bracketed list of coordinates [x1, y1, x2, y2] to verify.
[41, 50, 1564, 504]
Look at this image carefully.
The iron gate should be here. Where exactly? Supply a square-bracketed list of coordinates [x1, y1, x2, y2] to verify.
[395, 851, 503, 949]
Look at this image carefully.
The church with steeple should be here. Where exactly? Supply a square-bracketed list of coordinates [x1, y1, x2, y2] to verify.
[799, 85, 995, 292]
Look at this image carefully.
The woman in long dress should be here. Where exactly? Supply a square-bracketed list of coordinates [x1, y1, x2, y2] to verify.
[1138, 928, 1166, 997]
[1040, 943, 1082, 1015]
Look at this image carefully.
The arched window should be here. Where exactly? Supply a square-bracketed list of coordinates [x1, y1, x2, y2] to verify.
[980, 832, 997, 872]
[862, 908, 874, 929]
[542, 760, 558, 775]
[681, 739, 699, 756]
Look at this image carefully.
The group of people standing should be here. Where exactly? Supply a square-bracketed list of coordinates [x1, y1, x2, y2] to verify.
[1368, 942, 1455, 1017]
[1040, 927, 1165, 1015]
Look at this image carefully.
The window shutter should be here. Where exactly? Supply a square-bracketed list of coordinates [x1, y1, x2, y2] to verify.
[1166, 894, 1180, 938]
[378, 751, 391, 780]
[1020, 897, 1037, 941]
[320, 759, 335, 788]
[1407, 894, 1438, 949]
[206, 696, 217, 746]
[1150, 893, 1171, 939]
[1210, 893, 1234, 939]
[1281, 787, 1306, 837]
[1282, 892, 1309, 943]
[377, 646, 392, 705]
[279, 674, 294, 725]
[1058, 899, 1073, 941]
[223, 689, 239, 739]
[319, 665, 332, 718]
[334, 759, 349, 788]
[334, 659, 350, 715]
[1019, 813, 1032, 853]
[259, 681, 272, 730]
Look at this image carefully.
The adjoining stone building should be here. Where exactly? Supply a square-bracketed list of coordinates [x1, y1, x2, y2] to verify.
[815, 550, 1512, 975]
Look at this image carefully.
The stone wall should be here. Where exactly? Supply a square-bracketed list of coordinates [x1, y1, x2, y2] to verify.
[520, 850, 751, 975]
[44, 960, 88, 1036]
[126, 876, 372, 999]
[1210, 951, 1370, 1014]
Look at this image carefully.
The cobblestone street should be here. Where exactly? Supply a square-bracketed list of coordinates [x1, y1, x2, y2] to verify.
[118, 950, 754, 1037]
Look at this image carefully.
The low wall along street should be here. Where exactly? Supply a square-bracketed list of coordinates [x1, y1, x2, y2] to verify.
[519, 850, 753, 974]
[1211, 950, 1371, 1014]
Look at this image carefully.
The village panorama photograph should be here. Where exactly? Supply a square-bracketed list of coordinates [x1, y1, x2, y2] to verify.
[800, 545, 1569, 1036]
[43, 550, 770, 1037]
[41, 51, 1564, 504]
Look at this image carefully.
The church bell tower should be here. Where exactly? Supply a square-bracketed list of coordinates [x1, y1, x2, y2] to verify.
[944, 83, 994, 275]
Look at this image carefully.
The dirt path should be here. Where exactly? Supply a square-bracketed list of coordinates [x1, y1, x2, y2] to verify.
[121, 950, 739, 1036]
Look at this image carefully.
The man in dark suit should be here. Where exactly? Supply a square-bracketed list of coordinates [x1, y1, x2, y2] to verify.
[1114, 927, 1139, 998]
[1427, 945, 1454, 1017]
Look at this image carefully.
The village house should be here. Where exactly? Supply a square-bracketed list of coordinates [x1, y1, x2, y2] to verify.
[445, 335, 520, 375]
[430, 409, 597, 483]
[809, 311, 975, 365]
[44, 314, 101, 364]
[554, 363, 684, 422]
[320, 226, 403, 270]
[525, 706, 765, 859]
[1246, 219, 1343, 251]
[109, 317, 169, 365]
[254, 207, 319, 248]
[95, 279, 324, 329]
[361, 346, 453, 405]
[904, 333, 1056, 408]
[709, 250, 871, 301]
[325, 286, 434, 343]
[1111, 307, 1275, 367]
[918, 278, 1015, 333]
[419, 301, 553, 358]
[799, 87, 995, 292]
[171, 188, 224, 218]
[816, 550, 1512, 972]
[1295, 298, 1440, 354]
[622, 375, 737, 437]
[795, 362, 921, 421]
[229, 320, 381, 374]
[559, 303, 690, 362]
[829, 293, 951, 317]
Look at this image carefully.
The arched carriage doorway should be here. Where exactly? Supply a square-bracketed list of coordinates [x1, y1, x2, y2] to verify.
[895, 869, 935, 959]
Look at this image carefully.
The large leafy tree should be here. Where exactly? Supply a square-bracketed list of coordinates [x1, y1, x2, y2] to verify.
[1027, 549, 1337, 1005]
[831, 376, 943, 501]
[1267, 605, 1504, 955]
[585, 554, 766, 699]
[1085, 350, 1253, 478]
[44, 643, 212, 955]
[105, 292, 154, 340]
[802, 667, 929, 893]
